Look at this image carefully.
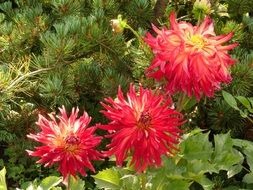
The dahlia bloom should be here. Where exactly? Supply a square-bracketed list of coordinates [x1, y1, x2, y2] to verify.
[145, 12, 238, 99]
[99, 84, 184, 172]
[27, 106, 102, 179]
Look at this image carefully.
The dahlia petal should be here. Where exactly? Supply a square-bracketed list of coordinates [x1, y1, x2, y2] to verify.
[27, 106, 102, 179]
[212, 33, 233, 45]
[217, 43, 238, 51]
[145, 12, 237, 99]
[100, 84, 183, 172]
[169, 12, 179, 31]
[195, 17, 215, 36]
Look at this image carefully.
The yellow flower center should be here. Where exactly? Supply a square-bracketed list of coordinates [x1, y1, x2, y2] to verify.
[64, 135, 80, 153]
[137, 111, 152, 129]
[190, 35, 205, 49]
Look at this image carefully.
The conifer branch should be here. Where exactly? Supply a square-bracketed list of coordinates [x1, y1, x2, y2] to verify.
[3, 68, 52, 92]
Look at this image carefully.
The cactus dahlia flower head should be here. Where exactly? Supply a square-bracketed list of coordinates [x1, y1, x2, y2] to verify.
[27, 106, 102, 179]
[99, 84, 184, 172]
[145, 12, 238, 99]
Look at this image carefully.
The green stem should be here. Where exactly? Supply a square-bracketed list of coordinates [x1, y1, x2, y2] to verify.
[3, 67, 52, 92]
[141, 173, 147, 190]
[66, 175, 71, 190]
[176, 93, 188, 112]
[125, 24, 152, 56]
[246, 116, 253, 124]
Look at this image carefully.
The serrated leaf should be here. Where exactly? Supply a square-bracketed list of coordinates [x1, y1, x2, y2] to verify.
[180, 132, 213, 161]
[120, 174, 141, 190]
[0, 167, 7, 190]
[37, 176, 62, 190]
[186, 160, 217, 175]
[222, 91, 239, 110]
[92, 168, 120, 190]
[213, 133, 244, 171]
[233, 139, 253, 172]
[68, 176, 85, 190]
[213, 133, 233, 155]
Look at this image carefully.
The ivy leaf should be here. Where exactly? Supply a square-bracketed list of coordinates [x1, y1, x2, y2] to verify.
[0, 167, 7, 190]
[222, 90, 239, 110]
[92, 168, 120, 189]
[37, 176, 62, 190]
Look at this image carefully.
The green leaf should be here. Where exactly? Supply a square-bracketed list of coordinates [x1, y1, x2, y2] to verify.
[92, 168, 120, 189]
[222, 186, 241, 190]
[0, 167, 7, 190]
[239, 110, 248, 118]
[164, 180, 191, 190]
[248, 98, 253, 108]
[194, 175, 214, 190]
[186, 160, 217, 175]
[37, 176, 62, 190]
[244, 148, 253, 171]
[213, 133, 233, 155]
[222, 90, 239, 110]
[213, 133, 244, 171]
[26, 183, 36, 190]
[120, 174, 141, 190]
[233, 139, 253, 171]
[227, 164, 243, 178]
[68, 176, 85, 190]
[180, 132, 213, 161]
[183, 97, 197, 111]
[243, 173, 253, 184]
[236, 96, 253, 112]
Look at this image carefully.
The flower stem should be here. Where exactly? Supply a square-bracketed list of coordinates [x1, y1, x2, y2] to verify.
[141, 173, 147, 190]
[65, 175, 71, 190]
[125, 24, 152, 56]
[176, 93, 188, 112]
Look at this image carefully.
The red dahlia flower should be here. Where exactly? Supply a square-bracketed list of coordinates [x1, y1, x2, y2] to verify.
[27, 106, 102, 179]
[145, 12, 238, 99]
[99, 84, 184, 172]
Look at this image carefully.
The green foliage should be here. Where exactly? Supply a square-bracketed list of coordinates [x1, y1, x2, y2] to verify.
[225, 0, 253, 18]
[93, 131, 253, 190]
[0, 167, 7, 190]
[222, 90, 253, 122]
[68, 176, 85, 190]
[37, 176, 62, 190]
[0, 0, 252, 189]
[93, 168, 120, 189]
